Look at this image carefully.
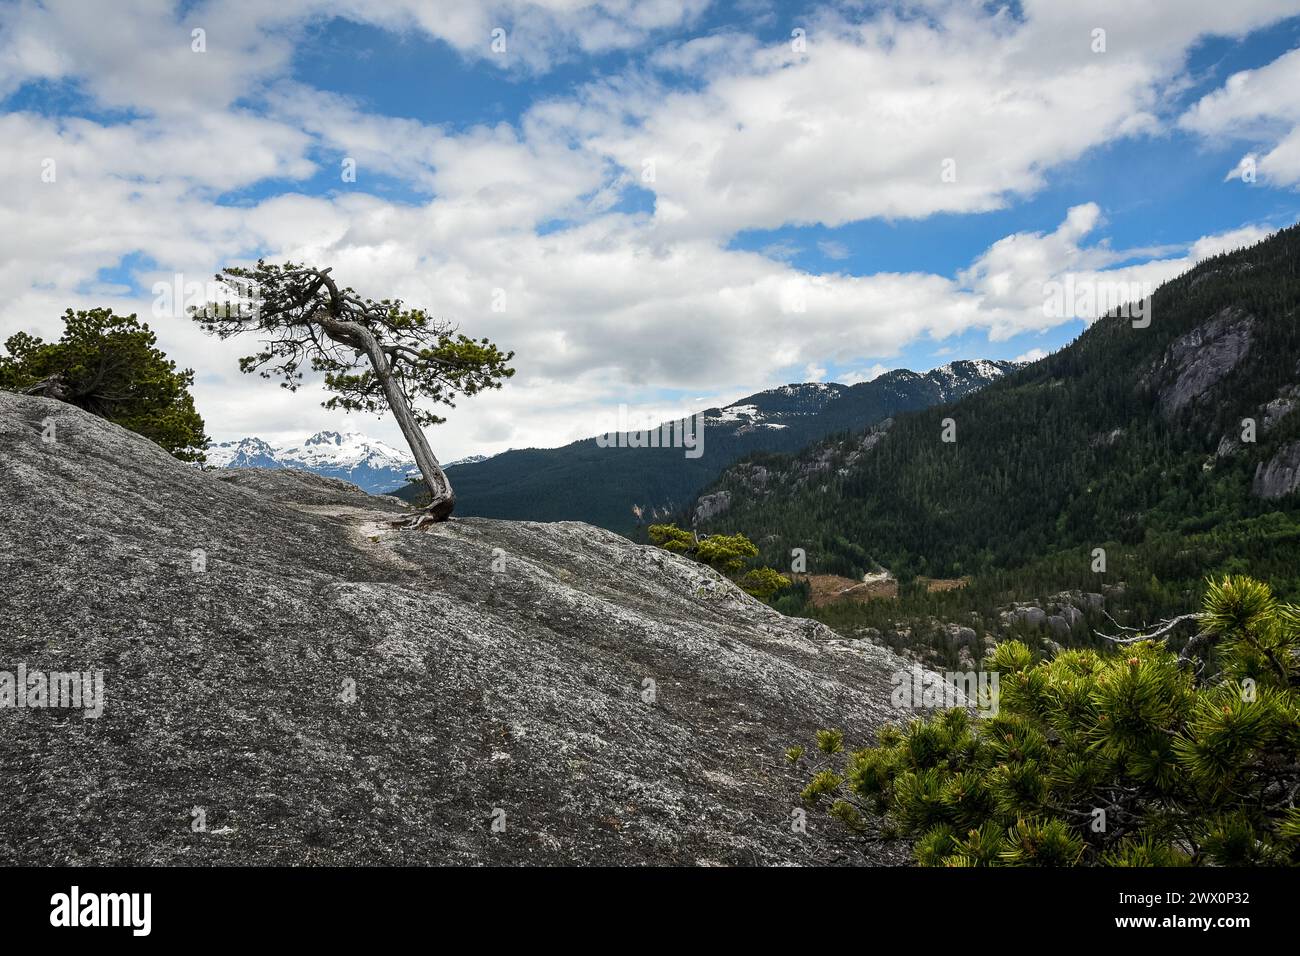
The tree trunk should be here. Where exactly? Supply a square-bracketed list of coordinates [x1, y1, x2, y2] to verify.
[318, 315, 456, 521]
[22, 373, 71, 402]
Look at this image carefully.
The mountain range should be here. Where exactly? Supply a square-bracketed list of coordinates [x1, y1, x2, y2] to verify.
[204, 430, 486, 495]
[392, 359, 1017, 533]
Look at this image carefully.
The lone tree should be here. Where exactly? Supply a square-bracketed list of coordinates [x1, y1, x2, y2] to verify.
[194, 261, 514, 521]
[0, 308, 209, 461]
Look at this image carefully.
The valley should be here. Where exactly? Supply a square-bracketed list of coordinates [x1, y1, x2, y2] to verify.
[688, 225, 1300, 646]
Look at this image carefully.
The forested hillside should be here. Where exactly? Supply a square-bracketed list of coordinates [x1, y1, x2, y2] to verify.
[695, 225, 1300, 611]
[396, 360, 1013, 533]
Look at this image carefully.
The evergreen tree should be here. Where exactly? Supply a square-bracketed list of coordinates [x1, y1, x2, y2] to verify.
[646, 523, 790, 600]
[0, 308, 209, 461]
[795, 576, 1300, 866]
[194, 261, 514, 521]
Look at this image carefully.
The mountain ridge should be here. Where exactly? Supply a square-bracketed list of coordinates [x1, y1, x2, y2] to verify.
[394, 359, 1019, 532]
[691, 224, 1300, 603]
[205, 429, 489, 494]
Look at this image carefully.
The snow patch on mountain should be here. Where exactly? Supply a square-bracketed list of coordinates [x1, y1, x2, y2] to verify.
[697, 366, 1012, 433]
[444, 454, 489, 469]
[708, 403, 760, 424]
[923, 360, 1016, 400]
[775, 383, 841, 397]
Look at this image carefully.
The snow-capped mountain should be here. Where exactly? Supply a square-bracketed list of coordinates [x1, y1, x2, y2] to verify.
[703, 382, 848, 433]
[207, 431, 493, 493]
[909, 358, 1014, 397]
[696, 362, 1018, 436]
[206, 430, 420, 494]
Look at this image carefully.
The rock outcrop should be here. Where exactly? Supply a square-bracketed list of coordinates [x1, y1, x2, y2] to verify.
[0, 392, 915, 865]
[692, 490, 732, 524]
[1143, 306, 1253, 418]
[1253, 440, 1300, 500]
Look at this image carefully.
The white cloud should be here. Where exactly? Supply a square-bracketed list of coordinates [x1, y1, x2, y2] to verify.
[1181, 47, 1300, 187]
[803, 363, 827, 382]
[817, 239, 850, 261]
[1, 0, 1296, 461]
[1189, 224, 1277, 261]
[839, 364, 893, 385]
[556, 1, 1299, 239]
[959, 203, 1281, 339]
[1, 145, 1284, 459]
[0, 0, 714, 109]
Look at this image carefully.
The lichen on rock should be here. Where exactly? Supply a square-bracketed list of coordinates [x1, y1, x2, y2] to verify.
[0, 391, 915, 865]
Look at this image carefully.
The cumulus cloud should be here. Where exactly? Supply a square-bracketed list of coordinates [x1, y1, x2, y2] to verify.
[555, 0, 1298, 238]
[1181, 47, 1300, 187]
[1189, 224, 1278, 260]
[1, 0, 1296, 459]
[0, 0, 714, 107]
[839, 364, 893, 385]
[803, 363, 827, 382]
[958, 203, 1280, 338]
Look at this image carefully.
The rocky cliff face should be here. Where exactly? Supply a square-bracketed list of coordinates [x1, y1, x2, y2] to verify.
[0, 392, 914, 865]
[1143, 306, 1254, 418]
[692, 490, 732, 524]
[1253, 440, 1300, 499]
[696, 417, 896, 529]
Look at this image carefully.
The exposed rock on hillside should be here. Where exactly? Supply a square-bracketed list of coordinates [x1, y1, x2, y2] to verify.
[841, 418, 893, 472]
[1143, 306, 1253, 418]
[693, 490, 732, 524]
[0, 392, 915, 865]
[1261, 390, 1299, 432]
[1253, 440, 1300, 500]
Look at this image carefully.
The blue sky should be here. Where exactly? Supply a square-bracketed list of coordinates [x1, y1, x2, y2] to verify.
[3, 1, 1300, 455]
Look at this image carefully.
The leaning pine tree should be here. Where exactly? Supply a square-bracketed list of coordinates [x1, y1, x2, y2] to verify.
[194, 262, 514, 522]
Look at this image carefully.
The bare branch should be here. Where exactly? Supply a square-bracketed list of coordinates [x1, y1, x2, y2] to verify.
[1098, 613, 1203, 644]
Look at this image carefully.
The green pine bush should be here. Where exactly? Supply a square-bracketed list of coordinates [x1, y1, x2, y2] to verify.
[795, 576, 1300, 865]
[0, 308, 209, 461]
[738, 566, 792, 600]
[647, 523, 790, 602]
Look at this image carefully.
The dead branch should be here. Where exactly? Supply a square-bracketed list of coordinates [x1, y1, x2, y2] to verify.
[1097, 612, 1203, 644]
